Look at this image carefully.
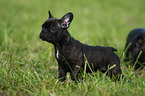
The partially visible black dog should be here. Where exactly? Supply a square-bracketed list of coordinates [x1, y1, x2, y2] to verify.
[124, 28, 145, 70]
[39, 11, 123, 82]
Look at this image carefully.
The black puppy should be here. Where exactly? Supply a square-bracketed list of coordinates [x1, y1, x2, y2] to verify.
[124, 28, 145, 70]
[39, 11, 123, 82]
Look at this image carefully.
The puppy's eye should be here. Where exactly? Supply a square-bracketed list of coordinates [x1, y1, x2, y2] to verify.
[52, 26, 56, 30]
[50, 25, 56, 32]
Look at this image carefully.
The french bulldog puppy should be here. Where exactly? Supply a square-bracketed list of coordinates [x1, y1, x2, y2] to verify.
[124, 28, 145, 70]
[39, 11, 123, 82]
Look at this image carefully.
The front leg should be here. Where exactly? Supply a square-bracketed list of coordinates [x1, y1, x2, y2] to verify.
[58, 65, 67, 82]
[70, 62, 82, 82]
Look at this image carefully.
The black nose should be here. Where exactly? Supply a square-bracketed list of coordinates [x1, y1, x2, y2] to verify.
[39, 32, 43, 39]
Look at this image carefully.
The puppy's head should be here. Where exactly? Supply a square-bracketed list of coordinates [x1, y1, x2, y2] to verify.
[39, 10, 73, 44]
[132, 35, 145, 66]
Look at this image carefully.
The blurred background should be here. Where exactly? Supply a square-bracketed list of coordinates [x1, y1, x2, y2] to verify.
[0, 0, 145, 56]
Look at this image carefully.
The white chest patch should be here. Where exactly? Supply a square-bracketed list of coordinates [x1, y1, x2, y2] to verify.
[56, 49, 59, 59]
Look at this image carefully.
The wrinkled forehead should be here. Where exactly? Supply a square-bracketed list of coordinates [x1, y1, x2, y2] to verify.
[42, 18, 61, 27]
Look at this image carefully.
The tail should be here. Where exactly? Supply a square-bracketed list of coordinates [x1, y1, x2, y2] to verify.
[108, 47, 118, 52]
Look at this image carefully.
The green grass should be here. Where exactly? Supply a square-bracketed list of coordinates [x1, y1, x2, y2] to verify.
[0, 0, 145, 95]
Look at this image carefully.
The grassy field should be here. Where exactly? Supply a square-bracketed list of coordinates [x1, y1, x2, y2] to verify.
[0, 0, 145, 95]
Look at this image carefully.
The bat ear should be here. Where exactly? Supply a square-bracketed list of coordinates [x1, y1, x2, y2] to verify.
[48, 10, 53, 18]
[60, 12, 73, 29]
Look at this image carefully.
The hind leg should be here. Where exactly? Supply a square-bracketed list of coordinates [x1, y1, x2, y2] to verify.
[107, 58, 124, 81]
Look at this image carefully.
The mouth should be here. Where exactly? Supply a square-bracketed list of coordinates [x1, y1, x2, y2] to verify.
[39, 32, 46, 41]
[39, 31, 54, 43]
